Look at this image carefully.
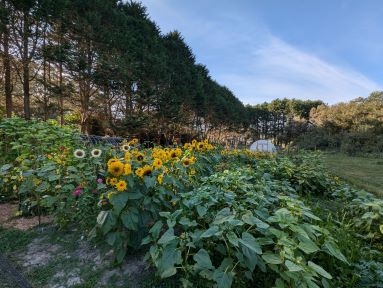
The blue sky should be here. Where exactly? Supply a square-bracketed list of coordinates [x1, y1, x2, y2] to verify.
[138, 0, 383, 105]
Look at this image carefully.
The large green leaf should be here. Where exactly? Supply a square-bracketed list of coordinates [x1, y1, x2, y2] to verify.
[193, 248, 214, 270]
[284, 260, 303, 272]
[158, 244, 182, 278]
[262, 252, 283, 265]
[298, 238, 320, 254]
[242, 213, 270, 229]
[200, 226, 220, 238]
[213, 258, 234, 288]
[158, 228, 177, 244]
[226, 231, 239, 247]
[213, 207, 234, 225]
[308, 261, 332, 279]
[109, 192, 129, 215]
[196, 205, 207, 217]
[121, 209, 139, 230]
[238, 232, 262, 254]
[322, 241, 348, 263]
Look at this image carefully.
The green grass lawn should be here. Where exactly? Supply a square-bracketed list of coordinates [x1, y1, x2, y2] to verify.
[322, 153, 383, 197]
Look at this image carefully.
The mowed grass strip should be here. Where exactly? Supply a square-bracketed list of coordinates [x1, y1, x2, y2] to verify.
[322, 153, 383, 197]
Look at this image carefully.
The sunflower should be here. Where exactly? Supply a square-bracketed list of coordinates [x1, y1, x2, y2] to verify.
[152, 158, 163, 169]
[124, 152, 131, 161]
[169, 150, 178, 159]
[109, 177, 118, 186]
[182, 157, 192, 167]
[142, 165, 153, 177]
[175, 148, 182, 157]
[129, 138, 139, 145]
[124, 163, 132, 175]
[107, 157, 119, 166]
[121, 144, 131, 152]
[196, 142, 205, 151]
[135, 167, 144, 178]
[135, 152, 145, 162]
[73, 149, 86, 158]
[108, 160, 124, 176]
[116, 180, 127, 192]
[91, 148, 102, 157]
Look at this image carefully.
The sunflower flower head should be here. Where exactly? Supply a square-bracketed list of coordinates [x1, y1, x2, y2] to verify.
[152, 158, 163, 169]
[124, 163, 132, 175]
[73, 149, 86, 158]
[116, 180, 127, 192]
[108, 160, 124, 177]
[142, 165, 153, 177]
[121, 144, 131, 152]
[91, 148, 102, 157]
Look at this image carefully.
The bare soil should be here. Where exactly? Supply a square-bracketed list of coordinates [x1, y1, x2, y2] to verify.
[0, 203, 152, 287]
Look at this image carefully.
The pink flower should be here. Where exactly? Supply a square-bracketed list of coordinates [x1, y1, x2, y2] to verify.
[97, 178, 103, 184]
[73, 188, 83, 197]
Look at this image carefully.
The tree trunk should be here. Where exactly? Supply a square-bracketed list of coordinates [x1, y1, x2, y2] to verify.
[3, 21, 12, 117]
[22, 11, 30, 120]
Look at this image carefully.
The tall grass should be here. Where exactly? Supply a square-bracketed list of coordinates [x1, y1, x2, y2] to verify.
[322, 153, 383, 197]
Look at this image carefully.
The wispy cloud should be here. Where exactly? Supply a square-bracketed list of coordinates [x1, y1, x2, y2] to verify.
[218, 35, 381, 105]
[140, 0, 382, 105]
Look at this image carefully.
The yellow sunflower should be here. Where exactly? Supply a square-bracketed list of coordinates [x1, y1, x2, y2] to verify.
[124, 152, 131, 161]
[116, 180, 127, 192]
[108, 160, 124, 177]
[134, 152, 145, 162]
[142, 165, 153, 177]
[135, 167, 144, 178]
[109, 177, 118, 186]
[124, 163, 132, 175]
[152, 158, 163, 169]
[107, 157, 119, 166]
[182, 157, 192, 167]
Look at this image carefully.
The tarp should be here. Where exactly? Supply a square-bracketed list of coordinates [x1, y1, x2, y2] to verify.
[249, 140, 276, 152]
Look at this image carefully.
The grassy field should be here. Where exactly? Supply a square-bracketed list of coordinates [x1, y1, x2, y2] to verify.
[322, 153, 383, 197]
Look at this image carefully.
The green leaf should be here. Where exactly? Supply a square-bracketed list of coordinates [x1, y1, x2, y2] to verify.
[127, 191, 143, 200]
[308, 261, 332, 279]
[213, 208, 233, 225]
[196, 205, 207, 217]
[285, 260, 303, 272]
[322, 242, 348, 263]
[242, 213, 270, 229]
[48, 174, 60, 182]
[179, 217, 198, 227]
[298, 238, 320, 254]
[109, 192, 129, 215]
[193, 248, 214, 270]
[200, 226, 220, 238]
[262, 252, 283, 264]
[121, 209, 139, 230]
[213, 258, 234, 288]
[149, 221, 163, 239]
[158, 244, 182, 278]
[226, 231, 239, 247]
[238, 232, 262, 254]
[158, 228, 177, 244]
[379, 224, 383, 234]
[144, 176, 156, 188]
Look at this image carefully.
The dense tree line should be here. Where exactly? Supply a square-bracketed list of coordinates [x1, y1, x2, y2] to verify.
[0, 0, 246, 142]
[295, 91, 383, 155]
[2, 0, 378, 150]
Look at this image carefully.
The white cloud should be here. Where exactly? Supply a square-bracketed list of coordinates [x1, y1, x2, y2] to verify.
[139, 0, 382, 105]
[217, 35, 382, 105]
